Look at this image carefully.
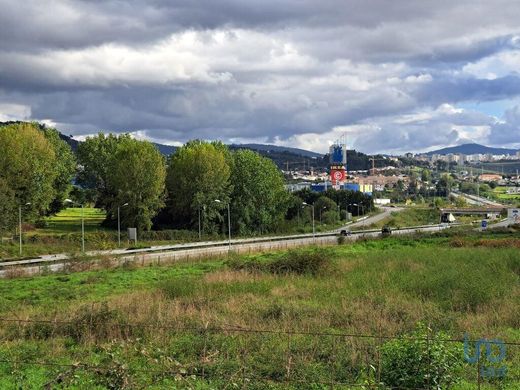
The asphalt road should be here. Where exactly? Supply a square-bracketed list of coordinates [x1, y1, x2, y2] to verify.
[0, 223, 451, 277]
[451, 191, 503, 207]
[337, 206, 404, 231]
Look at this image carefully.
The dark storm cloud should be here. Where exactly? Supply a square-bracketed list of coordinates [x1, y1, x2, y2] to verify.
[1, 0, 520, 153]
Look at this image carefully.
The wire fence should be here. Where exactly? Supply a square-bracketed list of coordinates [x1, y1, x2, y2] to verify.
[0, 317, 518, 389]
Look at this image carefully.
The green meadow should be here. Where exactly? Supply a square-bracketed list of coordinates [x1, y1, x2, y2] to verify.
[0, 230, 519, 388]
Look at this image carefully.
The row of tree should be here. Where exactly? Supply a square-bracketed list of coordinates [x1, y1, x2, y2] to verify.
[1, 123, 374, 236]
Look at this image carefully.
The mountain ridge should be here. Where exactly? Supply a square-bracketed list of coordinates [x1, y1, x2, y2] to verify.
[425, 143, 518, 156]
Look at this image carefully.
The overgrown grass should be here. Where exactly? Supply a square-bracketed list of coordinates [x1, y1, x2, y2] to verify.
[0, 231, 519, 388]
[366, 207, 440, 229]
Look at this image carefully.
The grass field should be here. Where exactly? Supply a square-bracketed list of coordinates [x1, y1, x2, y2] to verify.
[41, 207, 107, 234]
[491, 187, 520, 205]
[0, 230, 518, 388]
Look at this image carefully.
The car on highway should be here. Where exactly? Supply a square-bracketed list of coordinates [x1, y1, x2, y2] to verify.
[339, 229, 352, 236]
[381, 226, 392, 237]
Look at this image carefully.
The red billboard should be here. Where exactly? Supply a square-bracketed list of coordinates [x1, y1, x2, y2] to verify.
[330, 168, 346, 185]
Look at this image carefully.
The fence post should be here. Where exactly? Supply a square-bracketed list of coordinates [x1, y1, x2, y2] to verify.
[477, 352, 481, 390]
[202, 324, 208, 381]
[285, 332, 292, 384]
[426, 324, 431, 390]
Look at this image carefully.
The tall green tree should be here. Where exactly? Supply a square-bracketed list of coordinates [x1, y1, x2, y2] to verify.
[0, 123, 58, 224]
[230, 149, 290, 235]
[166, 140, 232, 233]
[77, 133, 166, 231]
[41, 127, 76, 214]
[77, 133, 131, 207]
[0, 178, 16, 233]
[107, 138, 166, 231]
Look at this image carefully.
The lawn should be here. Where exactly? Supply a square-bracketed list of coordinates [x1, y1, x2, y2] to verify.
[41, 207, 107, 234]
[0, 231, 518, 388]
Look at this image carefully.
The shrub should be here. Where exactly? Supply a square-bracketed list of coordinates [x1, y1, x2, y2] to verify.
[64, 303, 130, 343]
[380, 324, 462, 389]
[268, 249, 332, 275]
[160, 277, 200, 299]
[227, 248, 332, 276]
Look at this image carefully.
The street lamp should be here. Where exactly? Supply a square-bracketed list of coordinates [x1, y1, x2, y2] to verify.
[117, 203, 128, 248]
[18, 202, 31, 256]
[215, 199, 231, 249]
[64, 199, 84, 253]
[320, 206, 327, 224]
[302, 202, 315, 238]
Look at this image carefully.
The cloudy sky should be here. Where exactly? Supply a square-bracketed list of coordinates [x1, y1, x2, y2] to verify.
[1, 0, 520, 154]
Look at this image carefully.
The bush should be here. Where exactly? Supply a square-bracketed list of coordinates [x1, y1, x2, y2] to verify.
[268, 248, 332, 275]
[64, 303, 130, 343]
[380, 324, 462, 389]
[226, 248, 333, 276]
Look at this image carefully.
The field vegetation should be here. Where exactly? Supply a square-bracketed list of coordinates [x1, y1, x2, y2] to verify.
[0, 230, 518, 388]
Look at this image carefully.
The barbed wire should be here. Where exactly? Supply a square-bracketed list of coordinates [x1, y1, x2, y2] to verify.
[1, 317, 519, 346]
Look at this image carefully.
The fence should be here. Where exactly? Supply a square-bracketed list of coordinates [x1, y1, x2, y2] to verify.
[0, 317, 518, 389]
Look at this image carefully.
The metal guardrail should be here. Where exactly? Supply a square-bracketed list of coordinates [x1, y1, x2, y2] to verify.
[0, 224, 450, 270]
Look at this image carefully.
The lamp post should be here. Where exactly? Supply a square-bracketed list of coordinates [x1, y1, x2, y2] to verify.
[215, 199, 231, 249]
[302, 202, 315, 239]
[18, 202, 31, 256]
[117, 203, 128, 247]
[320, 206, 327, 224]
[65, 199, 84, 252]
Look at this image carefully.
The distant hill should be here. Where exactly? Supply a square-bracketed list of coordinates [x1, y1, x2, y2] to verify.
[229, 143, 322, 158]
[3, 121, 400, 171]
[426, 143, 518, 156]
[152, 143, 176, 156]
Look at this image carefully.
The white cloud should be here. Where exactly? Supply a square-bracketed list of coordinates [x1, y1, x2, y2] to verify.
[0, 103, 31, 121]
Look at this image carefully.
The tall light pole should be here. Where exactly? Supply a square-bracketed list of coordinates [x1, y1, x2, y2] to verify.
[18, 202, 31, 256]
[215, 199, 231, 249]
[320, 206, 327, 224]
[118, 203, 128, 248]
[65, 199, 84, 253]
[302, 202, 315, 239]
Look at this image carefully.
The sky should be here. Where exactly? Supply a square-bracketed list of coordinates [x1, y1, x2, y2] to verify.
[1, 0, 520, 154]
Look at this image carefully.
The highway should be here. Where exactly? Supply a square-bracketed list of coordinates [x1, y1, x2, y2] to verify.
[451, 191, 503, 207]
[0, 223, 452, 277]
[339, 206, 404, 230]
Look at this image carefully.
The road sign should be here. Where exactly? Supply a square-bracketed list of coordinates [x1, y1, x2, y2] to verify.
[481, 220, 488, 230]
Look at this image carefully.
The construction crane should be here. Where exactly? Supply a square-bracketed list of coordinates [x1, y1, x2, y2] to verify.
[368, 156, 386, 175]
[284, 159, 312, 172]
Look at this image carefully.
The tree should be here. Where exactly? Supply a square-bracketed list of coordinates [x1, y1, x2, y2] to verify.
[421, 169, 432, 183]
[107, 138, 166, 231]
[0, 123, 58, 223]
[230, 149, 290, 235]
[166, 140, 232, 233]
[436, 173, 454, 198]
[77, 133, 131, 207]
[0, 178, 16, 233]
[313, 196, 338, 223]
[41, 127, 76, 214]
